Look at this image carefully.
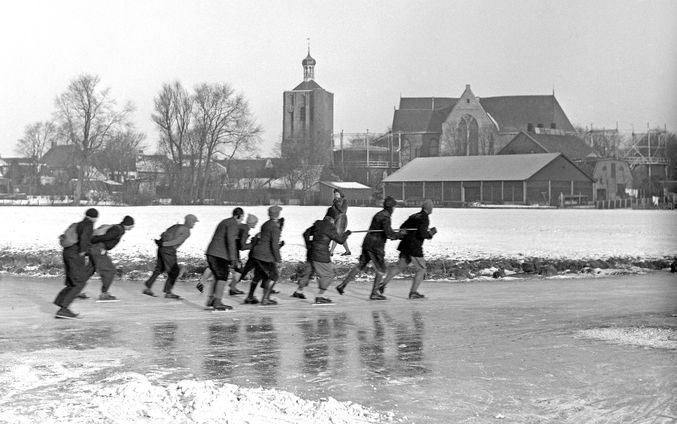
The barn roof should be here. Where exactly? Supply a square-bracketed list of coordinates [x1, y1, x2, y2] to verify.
[382, 153, 564, 182]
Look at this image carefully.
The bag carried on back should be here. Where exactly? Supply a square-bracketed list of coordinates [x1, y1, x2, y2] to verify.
[59, 222, 79, 248]
[93, 224, 114, 237]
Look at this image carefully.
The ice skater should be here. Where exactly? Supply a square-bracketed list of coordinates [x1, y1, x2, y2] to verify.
[247, 205, 283, 305]
[54, 208, 98, 319]
[329, 188, 351, 256]
[143, 214, 198, 299]
[86, 215, 135, 301]
[203, 208, 244, 310]
[377, 199, 437, 299]
[292, 207, 351, 304]
[228, 213, 259, 295]
[335, 196, 403, 300]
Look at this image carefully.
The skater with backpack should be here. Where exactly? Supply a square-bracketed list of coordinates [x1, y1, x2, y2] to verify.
[376, 199, 437, 299]
[143, 214, 198, 299]
[85, 215, 135, 301]
[53, 208, 98, 319]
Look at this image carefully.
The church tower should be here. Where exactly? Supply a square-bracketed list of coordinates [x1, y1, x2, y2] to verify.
[281, 45, 334, 166]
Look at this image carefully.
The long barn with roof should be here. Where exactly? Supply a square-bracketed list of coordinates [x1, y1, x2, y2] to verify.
[382, 153, 593, 206]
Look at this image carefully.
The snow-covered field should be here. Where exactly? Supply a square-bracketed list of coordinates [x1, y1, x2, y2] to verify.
[1, 205, 675, 265]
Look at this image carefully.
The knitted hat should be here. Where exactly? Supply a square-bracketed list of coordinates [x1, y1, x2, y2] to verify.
[246, 214, 259, 226]
[121, 215, 135, 226]
[268, 205, 282, 219]
[85, 208, 99, 218]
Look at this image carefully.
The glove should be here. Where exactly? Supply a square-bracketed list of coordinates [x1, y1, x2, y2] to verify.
[344, 230, 352, 236]
[278, 217, 285, 231]
[154, 239, 162, 247]
[429, 227, 438, 236]
[279, 240, 285, 248]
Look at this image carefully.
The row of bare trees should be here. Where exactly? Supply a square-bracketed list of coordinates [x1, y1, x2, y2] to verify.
[14, 74, 262, 204]
[151, 81, 261, 204]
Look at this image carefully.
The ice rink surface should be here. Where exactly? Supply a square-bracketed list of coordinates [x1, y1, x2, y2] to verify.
[1, 271, 675, 423]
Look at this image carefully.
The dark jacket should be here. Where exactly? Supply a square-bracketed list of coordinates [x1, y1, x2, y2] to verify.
[361, 208, 400, 256]
[206, 217, 240, 261]
[397, 210, 433, 257]
[303, 218, 347, 263]
[251, 219, 282, 263]
[75, 218, 94, 255]
[91, 224, 125, 250]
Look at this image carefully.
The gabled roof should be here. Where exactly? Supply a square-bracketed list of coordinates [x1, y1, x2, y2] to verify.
[320, 181, 371, 190]
[41, 144, 79, 168]
[382, 153, 565, 182]
[500, 131, 596, 160]
[0, 157, 37, 166]
[398, 97, 457, 110]
[392, 108, 450, 133]
[478, 95, 575, 132]
[292, 80, 324, 91]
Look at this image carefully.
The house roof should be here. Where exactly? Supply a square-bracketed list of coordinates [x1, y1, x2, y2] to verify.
[41, 144, 79, 168]
[500, 131, 596, 160]
[393, 94, 575, 134]
[292, 80, 324, 91]
[382, 153, 565, 182]
[320, 181, 371, 190]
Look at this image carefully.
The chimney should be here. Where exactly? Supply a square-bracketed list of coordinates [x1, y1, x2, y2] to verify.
[527, 123, 534, 132]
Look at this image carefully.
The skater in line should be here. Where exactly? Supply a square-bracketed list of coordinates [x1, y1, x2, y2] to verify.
[228, 213, 259, 295]
[143, 214, 198, 299]
[87, 215, 135, 301]
[329, 188, 351, 256]
[241, 216, 285, 304]
[54, 208, 98, 319]
[292, 207, 351, 304]
[335, 196, 403, 300]
[203, 208, 244, 310]
[377, 199, 437, 299]
[248, 205, 283, 305]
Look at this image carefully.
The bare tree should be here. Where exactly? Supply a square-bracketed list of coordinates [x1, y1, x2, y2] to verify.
[95, 128, 146, 182]
[55, 74, 133, 204]
[15, 121, 59, 160]
[152, 81, 193, 203]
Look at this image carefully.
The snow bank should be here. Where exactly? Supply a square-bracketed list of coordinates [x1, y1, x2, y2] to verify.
[0, 348, 397, 424]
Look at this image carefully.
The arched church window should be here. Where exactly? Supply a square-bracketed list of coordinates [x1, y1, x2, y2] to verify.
[456, 115, 479, 155]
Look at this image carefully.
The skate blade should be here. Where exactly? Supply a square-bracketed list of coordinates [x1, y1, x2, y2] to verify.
[96, 299, 120, 303]
[312, 303, 336, 306]
[55, 315, 81, 320]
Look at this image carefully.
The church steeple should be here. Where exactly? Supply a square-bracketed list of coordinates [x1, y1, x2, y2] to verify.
[302, 39, 316, 82]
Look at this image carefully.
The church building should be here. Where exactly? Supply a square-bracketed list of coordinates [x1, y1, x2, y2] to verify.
[281, 49, 334, 166]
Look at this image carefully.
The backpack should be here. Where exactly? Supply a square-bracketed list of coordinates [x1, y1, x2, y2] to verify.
[59, 222, 79, 248]
[160, 224, 183, 242]
[93, 224, 114, 237]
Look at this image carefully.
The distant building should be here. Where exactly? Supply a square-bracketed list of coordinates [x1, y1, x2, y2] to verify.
[498, 130, 597, 163]
[281, 48, 334, 166]
[382, 153, 593, 206]
[317, 181, 373, 206]
[391, 85, 576, 164]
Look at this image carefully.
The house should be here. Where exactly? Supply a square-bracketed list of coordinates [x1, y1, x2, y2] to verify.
[497, 131, 596, 162]
[382, 153, 594, 206]
[317, 181, 373, 206]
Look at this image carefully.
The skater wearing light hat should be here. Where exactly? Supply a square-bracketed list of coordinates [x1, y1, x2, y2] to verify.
[377, 199, 437, 299]
[248, 205, 283, 305]
[143, 214, 198, 299]
[86, 215, 135, 301]
[228, 213, 259, 295]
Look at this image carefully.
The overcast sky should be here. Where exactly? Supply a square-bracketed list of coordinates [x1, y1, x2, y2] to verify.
[1, 0, 675, 157]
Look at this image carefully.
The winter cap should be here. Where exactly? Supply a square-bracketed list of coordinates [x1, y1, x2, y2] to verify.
[383, 196, 397, 209]
[268, 205, 282, 219]
[421, 199, 434, 213]
[184, 214, 199, 224]
[246, 214, 259, 226]
[325, 207, 339, 220]
[85, 208, 99, 218]
[121, 216, 135, 226]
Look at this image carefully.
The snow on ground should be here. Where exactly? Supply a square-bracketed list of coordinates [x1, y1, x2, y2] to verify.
[577, 327, 677, 350]
[1, 205, 675, 264]
[0, 348, 396, 424]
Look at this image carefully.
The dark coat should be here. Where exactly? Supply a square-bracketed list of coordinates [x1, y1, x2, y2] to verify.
[303, 218, 347, 263]
[397, 210, 433, 257]
[75, 218, 94, 255]
[251, 219, 282, 263]
[361, 208, 400, 256]
[91, 224, 125, 250]
[206, 217, 240, 261]
[330, 197, 348, 234]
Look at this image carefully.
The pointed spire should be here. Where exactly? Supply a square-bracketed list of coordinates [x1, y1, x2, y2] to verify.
[302, 38, 316, 81]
